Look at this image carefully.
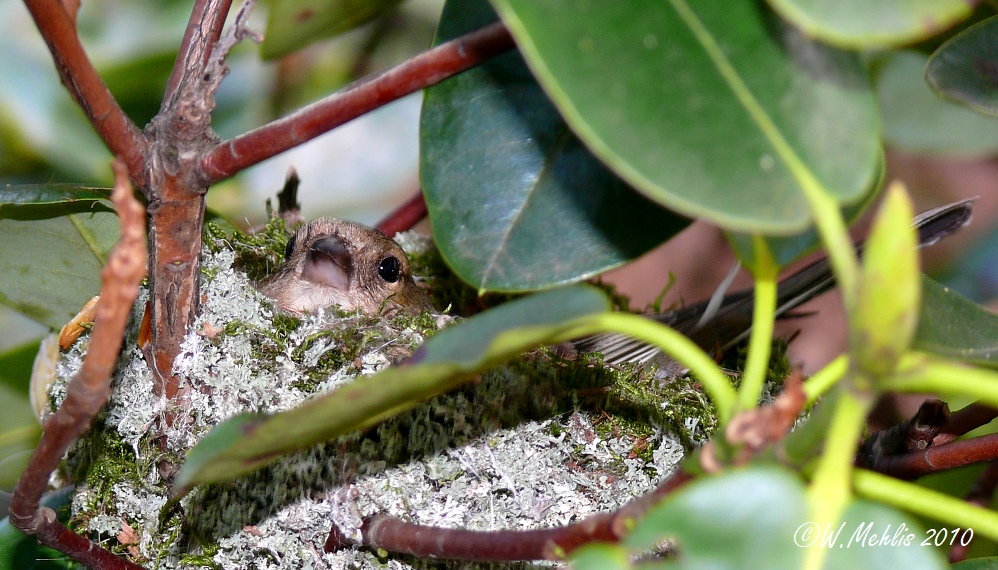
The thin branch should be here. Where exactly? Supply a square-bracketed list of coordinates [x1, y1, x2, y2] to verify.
[870, 432, 998, 480]
[162, 0, 234, 109]
[8, 160, 147, 569]
[934, 403, 998, 446]
[326, 469, 692, 561]
[376, 191, 427, 236]
[21, 0, 148, 184]
[201, 21, 516, 183]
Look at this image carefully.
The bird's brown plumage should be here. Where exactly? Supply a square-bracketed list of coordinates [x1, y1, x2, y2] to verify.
[258, 218, 433, 316]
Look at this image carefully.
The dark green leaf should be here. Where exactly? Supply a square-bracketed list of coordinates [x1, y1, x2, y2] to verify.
[0, 184, 110, 207]
[422, 1, 688, 292]
[0, 488, 74, 570]
[0, 203, 118, 329]
[914, 276, 998, 367]
[0, 340, 40, 396]
[879, 51, 998, 155]
[489, 0, 881, 234]
[261, 0, 404, 59]
[927, 16, 998, 117]
[175, 285, 611, 492]
[766, 0, 973, 49]
[953, 557, 998, 569]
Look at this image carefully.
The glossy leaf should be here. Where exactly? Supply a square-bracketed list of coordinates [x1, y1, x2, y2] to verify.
[767, 0, 974, 49]
[0, 202, 118, 329]
[914, 276, 998, 367]
[262, 0, 404, 59]
[878, 51, 998, 156]
[850, 182, 919, 377]
[489, 0, 881, 234]
[422, 1, 689, 292]
[927, 16, 998, 117]
[174, 285, 610, 492]
[0, 184, 110, 207]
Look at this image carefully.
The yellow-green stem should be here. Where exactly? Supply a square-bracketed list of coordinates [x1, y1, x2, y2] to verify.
[805, 382, 873, 570]
[588, 312, 736, 421]
[854, 469, 998, 542]
[738, 235, 778, 411]
[884, 353, 998, 408]
[804, 355, 848, 405]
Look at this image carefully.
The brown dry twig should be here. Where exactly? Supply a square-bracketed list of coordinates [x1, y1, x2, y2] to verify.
[325, 469, 692, 562]
[8, 160, 147, 569]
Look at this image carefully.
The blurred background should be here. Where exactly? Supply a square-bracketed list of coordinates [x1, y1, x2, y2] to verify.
[2, 0, 998, 492]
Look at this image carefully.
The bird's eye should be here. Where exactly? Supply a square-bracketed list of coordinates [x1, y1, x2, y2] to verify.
[284, 236, 297, 259]
[377, 256, 401, 283]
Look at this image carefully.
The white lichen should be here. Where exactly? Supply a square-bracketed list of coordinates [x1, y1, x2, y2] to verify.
[47, 234, 696, 569]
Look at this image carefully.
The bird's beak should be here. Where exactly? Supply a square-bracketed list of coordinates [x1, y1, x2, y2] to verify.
[301, 236, 352, 291]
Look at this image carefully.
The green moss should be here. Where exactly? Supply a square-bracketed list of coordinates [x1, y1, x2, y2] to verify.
[204, 218, 293, 282]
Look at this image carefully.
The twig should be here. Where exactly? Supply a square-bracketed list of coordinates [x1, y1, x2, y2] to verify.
[201, 21, 516, 183]
[8, 160, 147, 569]
[857, 399, 950, 469]
[21, 0, 148, 184]
[162, 0, 234, 109]
[869, 432, 998, 480]
[376, 192, 427, 236]
[326, 469, 692, 561]
[934, 403, 998, 446]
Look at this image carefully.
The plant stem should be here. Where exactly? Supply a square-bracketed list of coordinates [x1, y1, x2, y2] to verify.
[200, 21, 516, 182]
[854, 469, 998, 542]
[803, 355, 847, 404]
[21, 0, 148, 183]
[804, 383, 873, 570]
[589, 312, 736, 421]
[885, 354, 998, 408]
[377, 192, 427, 236]
[162, 0, 233, 109]
[737, 235, 777, 411]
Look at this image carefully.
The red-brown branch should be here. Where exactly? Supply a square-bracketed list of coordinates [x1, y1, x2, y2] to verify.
[870, 432, 998, 480]
[162, 0, 233, 109]
[326, 469, 693, 561]
[21, 0, 148, 185]
[376, 192, 427, 236]
[201, 21, 516, 183]
[934, 403, 998, 446]
[9, 160, 147, 570]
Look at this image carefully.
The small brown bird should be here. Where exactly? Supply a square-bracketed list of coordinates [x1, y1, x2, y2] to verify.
[258, 218, 433, 316]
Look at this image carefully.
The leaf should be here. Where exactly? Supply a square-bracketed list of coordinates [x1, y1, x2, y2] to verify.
[623, 466, 806, 569]
[766, 0, 973, 49]
[174, 285, 610, 493]
[489, 0, 881, 234]
[0, 184, 111, 207]
[422, 0, 689, 292]
[878, 51, 998, 156]
[261, 0, 404, 59]
[850, 182, 919, 377]
[0, 341, 42, 490]
[823, 499, 946, 568]
[0, 202, 118, 329]
[926, 16, 998, 118]
[914, 276, 998, 368]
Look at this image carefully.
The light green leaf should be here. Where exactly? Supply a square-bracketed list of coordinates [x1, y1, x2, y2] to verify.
[0, 203, 118, 329]
[767, 0, 973, 49]
[914, 276, 998, 368]
[174, 285, 610, 493]
[489, 0, 881, 234]
[0, 184, 111, 207]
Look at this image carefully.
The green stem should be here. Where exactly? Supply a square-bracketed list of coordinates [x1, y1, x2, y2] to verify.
[803, 355, 848, 405]
[738, 235, 777, 411]
[588, 312, 736, 422]
[883, 353, 998, 407]
[805, 382, 873, 570]
[854, 469, 998, 541]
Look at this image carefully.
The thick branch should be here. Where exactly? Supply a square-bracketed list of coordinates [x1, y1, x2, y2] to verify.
[201, 21, 515, 183]
[162, 0, 233, 109]
[22, 0, 148, 184]
[376, 192, 426, 236]
[9, 161, 147, 569]
[326, 469, 692, 561]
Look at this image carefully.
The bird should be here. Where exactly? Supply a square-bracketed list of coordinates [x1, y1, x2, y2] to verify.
[574, 199, 976, 366]
[258, 218, 434, 317]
